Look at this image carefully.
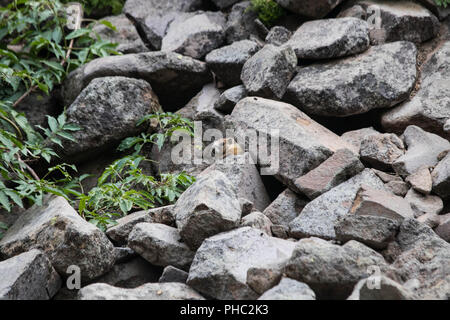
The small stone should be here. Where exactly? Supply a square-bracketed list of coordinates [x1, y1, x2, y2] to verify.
[214, 85, 247, 114]
[360, 133, 405, 170]
[405, 166, 432, 194]
[241, 212, 273, 236]
[265, 26, 292, 46]
[404, 189, 443, 218]
[159, 266, 189, 283]
[385, 181, 410, 197]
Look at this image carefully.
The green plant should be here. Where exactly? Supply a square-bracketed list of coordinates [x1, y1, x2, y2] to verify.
[435, 0, 450, 7]
[250, 0, 285, 27]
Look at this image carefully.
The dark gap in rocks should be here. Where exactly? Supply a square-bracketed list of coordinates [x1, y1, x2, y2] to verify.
[258, 171, 286, 202]
[201, 0, 219, 11]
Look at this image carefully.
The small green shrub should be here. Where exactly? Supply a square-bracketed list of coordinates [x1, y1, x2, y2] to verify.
[435, 0, 450, 7]
[250, 0, 285, 27]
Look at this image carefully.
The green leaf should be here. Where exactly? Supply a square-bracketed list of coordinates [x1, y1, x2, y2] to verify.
[65, 28, 91, 40]
[98, 20, 117, 31]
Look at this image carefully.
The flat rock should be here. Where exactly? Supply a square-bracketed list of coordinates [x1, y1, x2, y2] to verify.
[285, 41, 417, 117]
[229, 97, 353, 190]
[187, 227, 296, 300]
[173, 170, 241, 250]
[294, 148, 365, 200]
[0, 249, 61, 300]
[360, 133, 405, 170]
[285, 18, 369, 60]
[161, 11, 226, 59]
[128, 223, 195, 270]
[241, 44, 297, 99]
[431, 152, 450, 199]
[392, 126, 450, 177]
[382, 41, 450, 140]
[405, 166, 432, 194]
[348, 276, 416, 300]
[289, 169, 385, 240]
[275, 0, 345, 18]
[404, 189, 443, 217]
[258, 278, 316, 300]
[0, 196, 115, 282]
[159, 266, 189, 283]
[78, 282, 204, 300]
[206, 40, 260, 87]
[284, 238, 388, 299]
[62, 51, 211, 109]
[214, 85, 247, 114]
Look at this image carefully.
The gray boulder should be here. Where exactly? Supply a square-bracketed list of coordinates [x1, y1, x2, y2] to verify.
[285, 41, 417, 117]
[289, 169, 385, 240]
[0, 249, 61, 300]
[187, 227, 296, 300]
[275, 0, 345, 18]
[285, 18, 369, 60]
[78, 282, 204, 300]
[206, 40, 260, 87]
[0, 196, 115, 282]
[258, 278, 316, 300]
[214, 85, 247, 114]
[432, 152, 450, 199]
[173, 170, 241, 250]
[128, 223, 195, 270]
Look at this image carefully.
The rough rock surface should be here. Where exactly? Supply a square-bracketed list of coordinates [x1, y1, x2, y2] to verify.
[214, 85, 247, 113]
[266, 26, 292, 46]
[435, 215, 450, 242]
[404, 189, 443, 217]
[432, 152, 450, 199]
[285, 18, 370, 60]
[359, 133, 405, 170]
[341, 127, 380, 154]
[405, 166, 433, 194]
[258, 278, 316, 300]
[225, 1, 259, 43]
[285, 41, 417, 117]
[187, 227, 296, 300]
[275, 0, 345, 18]
[0, 196, 115, 282]
[241, 212, 273, 235]
[122, 0, 202, 21]
[159, 266, 189, 283]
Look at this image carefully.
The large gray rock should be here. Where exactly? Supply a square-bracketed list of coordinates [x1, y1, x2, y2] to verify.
[275, 0, 345, 18]
[341, 1, 439, 45]
[173, 170, 241, 250]
[91, 14, 148, 53]
[241, 44, 297, 99]
[128, 223, 195, 270]
[258, 278, 316, 300]
[289, 169, 385, 240]
[229, 97, 354, 190]
[225, 1, 260, 44]
[294, 148, 365, 200]
[359, 133, 405, 170]
[284, 238, 388, 299]
[187, 227, 297, 300]
[392, 126, 450, 177]
[285, 18, 369, 60]
[62, 51, 212, 109]
[0, 249, 61, 300]
[382, 41, 450, 139]
[0, 196, 115, 282]
[206, 40, 260, 87]
[161, 11, 227, 59]
[285, 41, 417, 117]
[78, 282, 204, 300]
[348, 276, 416, 300]
[60, 76, 160, 162]
[432, 152, 450, 199]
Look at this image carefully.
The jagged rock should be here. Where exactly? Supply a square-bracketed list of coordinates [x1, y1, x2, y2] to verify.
[201, 153, 271, 212]
[404, 189, 443, 217]
[289, 169, 385, 240]
[62, 51, 211, 109]
[106, 205, 175, 245]
[341, 127, 380, 154]
[241, 212, 273, 235]
[206, 40, 260, 87]
[386, 181, 410, 197]
[285, 41, 417, 117]
[95, 257, 162, 288]
[214, 85, 247, 113]
[173, 170, 241, 250]
[187, 227, 296, 300]
[229, 97, 353, 190]
[0, 196, 115, 282]
[91, 15, 147, 53]
[294, 148, 365, 200]
[435, 215, 450, 242]
[275, 0, 345, 18]
[284, 238, 388, 299]
[225, 1, 260, 44]
[382, 41, 450, 140]
[418, 0, 450, 20]
[359, 133, 405, 170]
[159, 266, 189, 283]
[265, 26, 292, 46]
[432, 152, 450, 199]
[285, 18, 369, 60]
[340, 1, 439, 44]
[393, 219, 450, 299]
[258, 278, 316, 300]
[405, 166, 432, 194]
[128, 223, 195, 270]
[335, 214, 400, 249]
[348, 276, 416, 300]
[122, 0, 201, 21]
[263, 189, 308, 235]
[350, 185, 415, 221]
[161, 11, 226, 59]
[78, 282, 204, 300]
[0, 250, 61, 300]
[241, 44, 297, 99]
[392, 126, 450, 177]
[60, 76, 160, 162]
